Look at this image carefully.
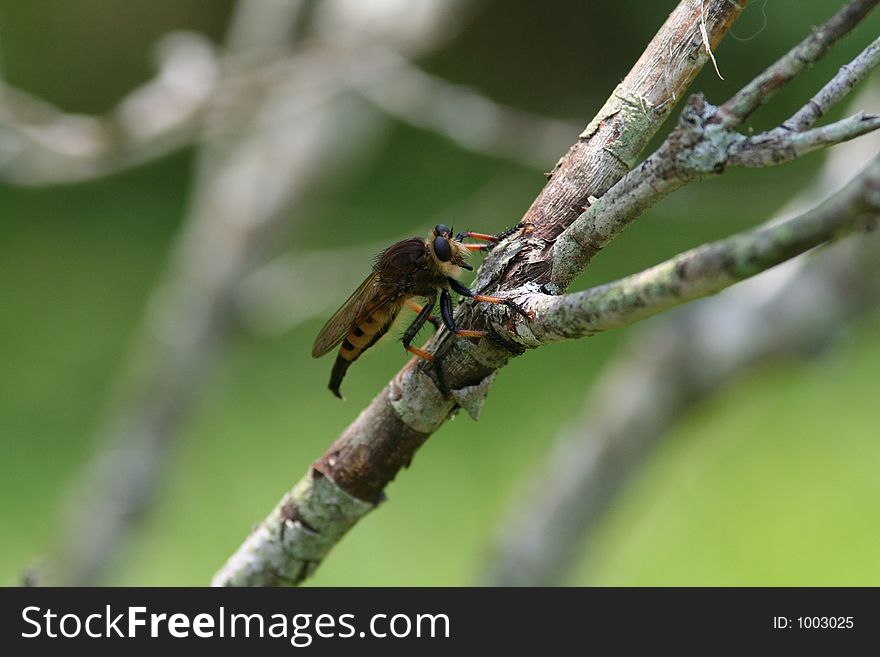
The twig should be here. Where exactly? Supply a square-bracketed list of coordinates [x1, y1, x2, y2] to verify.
[783, 35, 880, 132]
[550, 30, 880, 288]
[717, 0, 879, 127]
[526, 156, 880, 343]
[50, 0, 322, 585]
[356, 48, 581, 169]
[483, 113, 880, 585]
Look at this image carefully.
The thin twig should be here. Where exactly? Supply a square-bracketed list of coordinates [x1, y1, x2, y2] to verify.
[356, 48, 581, 169]
[783, 35, 880, 132]
[549, 29, 880, 288]
[526, 157, 880, 343]
[717, 0, 879, 127]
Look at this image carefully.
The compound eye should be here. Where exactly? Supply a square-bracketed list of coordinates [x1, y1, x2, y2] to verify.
[433, 236, 452, 262]
[434, 224, 451, 237]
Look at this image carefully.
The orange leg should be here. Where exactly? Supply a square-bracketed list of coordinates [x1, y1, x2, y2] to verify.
[406, 345, 434, 361]
[474, 294, 536, 320]
[405, 299, 441, 330]
[453, 329, 486, 338]
[458, 231, 499, 242]
[457, 224, 524, 252]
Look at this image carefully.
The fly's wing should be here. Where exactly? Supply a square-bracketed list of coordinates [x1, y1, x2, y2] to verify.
[312, 272, 403, 357]
[313, 237, 427, 358]
[312, 272, 378, 357]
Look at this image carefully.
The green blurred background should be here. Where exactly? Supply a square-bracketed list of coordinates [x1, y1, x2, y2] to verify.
[2, 0, 879, 586]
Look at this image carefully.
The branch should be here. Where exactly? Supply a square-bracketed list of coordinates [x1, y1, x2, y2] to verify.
[485, 229, 880, 585]
[783, 34, 880, 132]
[213, 0, 880, 588]
[0, 32, 220, 185]
[47, 0, 475, 584]
[356, 48, 581, 169]
[213, 0, 750, 587]
[718, 0, 879, 127]
[550, 30, 880, 288]
[526, 156, 880, 343]
[483, 114, 880, 585]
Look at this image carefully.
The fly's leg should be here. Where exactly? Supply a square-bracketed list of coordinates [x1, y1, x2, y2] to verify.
[402, 293, 452, 396]
[447, 277, 534, 321]
[439, 289, 487, 339]
[401, 294, 437, 361]
[493, 222, 525, 242]
[455, 223, 524, 251]
[432, 289, 483, 399]
[405, 299, 441, 331]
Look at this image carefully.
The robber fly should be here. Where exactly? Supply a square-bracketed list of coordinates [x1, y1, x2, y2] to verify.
[312, 223, 531, 398]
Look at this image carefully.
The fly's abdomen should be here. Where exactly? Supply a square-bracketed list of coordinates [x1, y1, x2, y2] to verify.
[328, 306, 399, 398]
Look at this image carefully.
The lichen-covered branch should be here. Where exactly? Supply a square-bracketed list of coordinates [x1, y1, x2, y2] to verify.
[213, 0, 751, 587]
[717, 0, 879, 127]
[214, 0, 880, 588]
[483, 119, 880, 585]
[525, 156, 880, 344]
[550, 27, 880, 288]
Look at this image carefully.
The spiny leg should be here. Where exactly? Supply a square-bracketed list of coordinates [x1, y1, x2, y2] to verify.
[440, 288, 486, 339]
[401, 292, 451, 396]
[493, 222, 525, 242]
[405, 299, 441, 331]
[455, 222, 524, 249]
[401, 294, 437, 361]
[447, 277, 534, 321]
[457, 231, 499, 243]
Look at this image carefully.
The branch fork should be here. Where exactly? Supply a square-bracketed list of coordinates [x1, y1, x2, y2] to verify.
[213, 0, 880, 586]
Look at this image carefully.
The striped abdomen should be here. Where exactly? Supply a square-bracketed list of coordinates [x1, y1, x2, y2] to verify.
[328, 301, 403, 398]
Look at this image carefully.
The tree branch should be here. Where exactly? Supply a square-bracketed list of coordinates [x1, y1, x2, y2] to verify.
[717, 0, 879, 127]
[213, 0, 751, 587]
[550, 29, 880, 288]
[0, 32, 220, 185]
[526, 156, 880, 343]
[214, 0, 880, 588]
[783, 34, 880, 132]
[483, 115, 880, 585]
